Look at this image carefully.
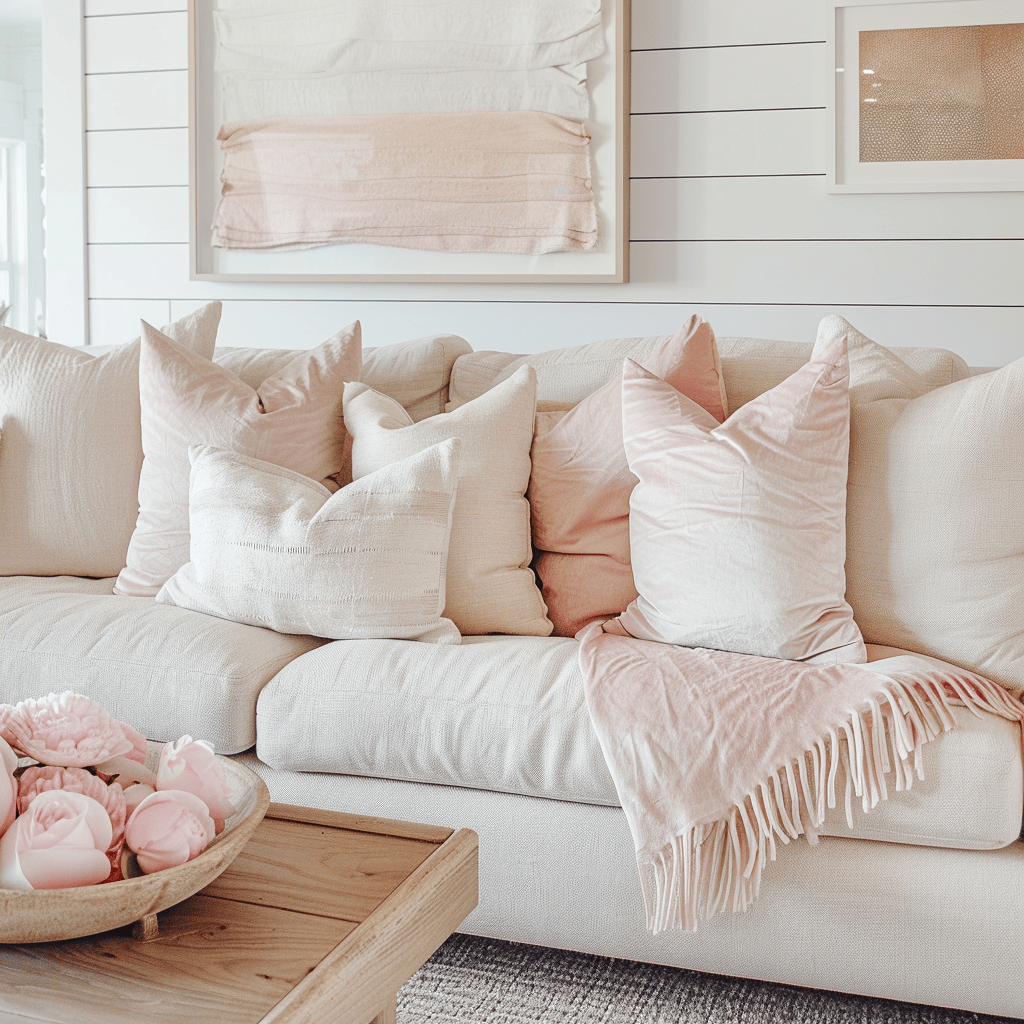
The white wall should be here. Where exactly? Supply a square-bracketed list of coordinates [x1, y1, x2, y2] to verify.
[82, 0, 1024, 365]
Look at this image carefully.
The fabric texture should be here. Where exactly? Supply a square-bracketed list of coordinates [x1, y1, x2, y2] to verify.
[0, 576, 321, 753]
[212, 113, 597, 254]
[615, 336, 865, 664]
[344, 367, 551, 637]
[0, 303, 222, 578]
[115, 320, 361, 597]
[579, 623, 1024, 932]
[157, 443, 461, 644]
[528, 316, 728, 637]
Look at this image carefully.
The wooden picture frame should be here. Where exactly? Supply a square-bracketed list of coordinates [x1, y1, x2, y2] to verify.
[827, 0, 1024, 193]
[188, 0, 630, 283]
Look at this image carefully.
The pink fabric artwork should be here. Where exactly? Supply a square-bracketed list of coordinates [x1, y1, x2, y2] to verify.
[579, 624, 1024, 932]
[529, 316, 728, 637]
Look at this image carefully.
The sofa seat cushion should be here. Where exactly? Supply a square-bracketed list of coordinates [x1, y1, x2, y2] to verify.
[256, 635, 1022, 849]
[0, 576, 323, 754]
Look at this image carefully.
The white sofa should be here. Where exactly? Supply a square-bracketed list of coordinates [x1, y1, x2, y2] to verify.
[1, 310, 1022, 1018]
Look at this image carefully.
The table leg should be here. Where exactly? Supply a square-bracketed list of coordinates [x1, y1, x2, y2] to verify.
[371, 996, 397, 1024]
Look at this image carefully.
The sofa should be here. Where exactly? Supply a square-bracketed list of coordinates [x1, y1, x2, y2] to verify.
[1, 302, 1022, 1018]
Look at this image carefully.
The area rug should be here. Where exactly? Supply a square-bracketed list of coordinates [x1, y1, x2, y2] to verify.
[399, 934, 1002, 1024]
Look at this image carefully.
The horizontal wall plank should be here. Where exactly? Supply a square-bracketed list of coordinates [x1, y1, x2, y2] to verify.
[85, 12, 188, 74]
[87, 185, 189, 242]
[86, 1, 185, 13]
[86, 127, 189, 186]
[632, 42, 825, 114]
[633, 108, 824, 177]
[631, 176, 1024, 241]
[88, 239, 1024, 309]
[88, 299, 172, 346]
[85, 70, 187, 131]
[633, 0, 825, 51]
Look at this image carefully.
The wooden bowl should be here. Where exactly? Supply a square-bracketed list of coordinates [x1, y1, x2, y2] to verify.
[0, 755, 270, 943]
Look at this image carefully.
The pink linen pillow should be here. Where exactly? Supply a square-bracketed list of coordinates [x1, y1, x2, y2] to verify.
[613, 334, 866, 665]
[114, 319, 361, 597]
[528, 315, 728, 637]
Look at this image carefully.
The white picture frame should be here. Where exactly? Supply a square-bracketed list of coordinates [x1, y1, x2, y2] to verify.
[188, 0, 630, 283]
[827, 0, 1024, 193]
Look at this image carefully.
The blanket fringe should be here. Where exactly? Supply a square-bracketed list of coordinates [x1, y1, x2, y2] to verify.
[639, 670, 1024, 934]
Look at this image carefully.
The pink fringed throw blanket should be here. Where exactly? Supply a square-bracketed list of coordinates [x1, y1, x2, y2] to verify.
[578, 623, 1024, 933]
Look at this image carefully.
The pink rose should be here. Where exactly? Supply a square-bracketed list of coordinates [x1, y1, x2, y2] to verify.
[0, 790, 113, 890]
[18, 766, 127, 882]
[0, 737, 17, 839]
[157, 737, 235, 821]
[2, 692, 133, 767]
[124, 790, 214, 874]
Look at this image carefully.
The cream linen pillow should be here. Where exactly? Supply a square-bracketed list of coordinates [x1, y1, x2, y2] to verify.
[344, 366, 551, 636]
[614, 334, 867, 664]
[528, 315, 728, 637]
[156, 443, 461, 643]
[0, 302, 222, 578]
[114, 320, 361, 597]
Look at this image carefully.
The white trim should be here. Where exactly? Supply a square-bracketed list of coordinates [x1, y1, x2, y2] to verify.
[42, 0, 89, 345]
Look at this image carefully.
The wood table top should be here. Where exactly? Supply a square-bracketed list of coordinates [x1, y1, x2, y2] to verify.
[0, 802, 479, 1024]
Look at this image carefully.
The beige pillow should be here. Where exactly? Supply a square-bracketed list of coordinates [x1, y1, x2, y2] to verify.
[835, 316, 1024, 697]
[0, 302, 222, 578]
[344, 366, 551, 636]
[156, 444, 461, 644]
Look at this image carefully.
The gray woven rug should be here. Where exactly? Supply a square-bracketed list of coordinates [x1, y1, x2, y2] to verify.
[398, 934, 1001, 1024]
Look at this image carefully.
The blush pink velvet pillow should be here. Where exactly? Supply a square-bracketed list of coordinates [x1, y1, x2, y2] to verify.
[114, 320, 361, 597]
[613, 334, 866, 665]
[527, 315, 728, 637]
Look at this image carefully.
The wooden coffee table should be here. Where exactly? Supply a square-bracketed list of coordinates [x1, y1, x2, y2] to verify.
[0, 803, 479, 1024]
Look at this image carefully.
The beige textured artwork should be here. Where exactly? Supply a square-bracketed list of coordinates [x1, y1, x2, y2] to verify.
[859, 23, 1024, 162]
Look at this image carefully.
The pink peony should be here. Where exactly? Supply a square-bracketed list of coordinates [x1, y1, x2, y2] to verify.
[0, 790, 113, 890]
[18, 766, 127, 882]
[125, 790, 214, 874]
[0, 737, 17, 839]
[2, 692, 133, 767]
[157, 737, 235, 821]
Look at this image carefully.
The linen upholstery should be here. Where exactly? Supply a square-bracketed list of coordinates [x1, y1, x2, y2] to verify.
[615, 338, 866, 664]
[157, 443, 461, 643]
[344, 367, 551, 636]
[0, 302, 222, 578]
[0, 576, 321, 753]
[115, 320, 361, 597]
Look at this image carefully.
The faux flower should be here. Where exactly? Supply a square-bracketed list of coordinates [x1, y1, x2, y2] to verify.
[0, 790, 113, 890]
[125, 790, 214, 874]
[18, 766, 127, 882]
[0, 736, 17, 839]
[2, 692, 134, 767]
[122, 782, 156, 818]
[157, 737, 235, 821]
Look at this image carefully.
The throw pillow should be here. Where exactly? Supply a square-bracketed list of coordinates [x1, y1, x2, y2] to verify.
[114, 319, 361, 597]
[0, 302, 222, 578]
[343, 366, 551, 636]
[156, 443, 461, 643]
[614, 334, 867, 664]
[528, 315, 728, 637]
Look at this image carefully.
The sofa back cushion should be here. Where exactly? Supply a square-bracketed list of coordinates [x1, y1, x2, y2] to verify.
[0, 303, 222, 579]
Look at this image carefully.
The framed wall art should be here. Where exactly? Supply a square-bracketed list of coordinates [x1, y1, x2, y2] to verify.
[188, 0, 630, 282]
[827, 0, 1024, 192]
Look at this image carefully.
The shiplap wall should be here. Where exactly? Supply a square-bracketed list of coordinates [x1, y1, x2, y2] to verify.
[82, 0, 1024, 365]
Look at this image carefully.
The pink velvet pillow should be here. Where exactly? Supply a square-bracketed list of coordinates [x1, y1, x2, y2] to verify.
[614, 334, 866, 665]
[114, 320, 361, 597]
[527, 316, 727, 637]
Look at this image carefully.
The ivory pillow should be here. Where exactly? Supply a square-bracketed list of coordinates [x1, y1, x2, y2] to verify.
[344, 366, 551, 636]
[156, 444, 461, 643]
[528, 315, 728, 637]
[0, 302, 222, 578]
[115, 320, 361, 597]
[615, 335, 867, 664]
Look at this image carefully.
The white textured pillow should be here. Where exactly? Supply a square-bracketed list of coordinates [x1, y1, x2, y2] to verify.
[156, 443, 461, 644]
[0, 302, 222, 578]
[615, 334, 866, 664]
[344, 366, 552, 636]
